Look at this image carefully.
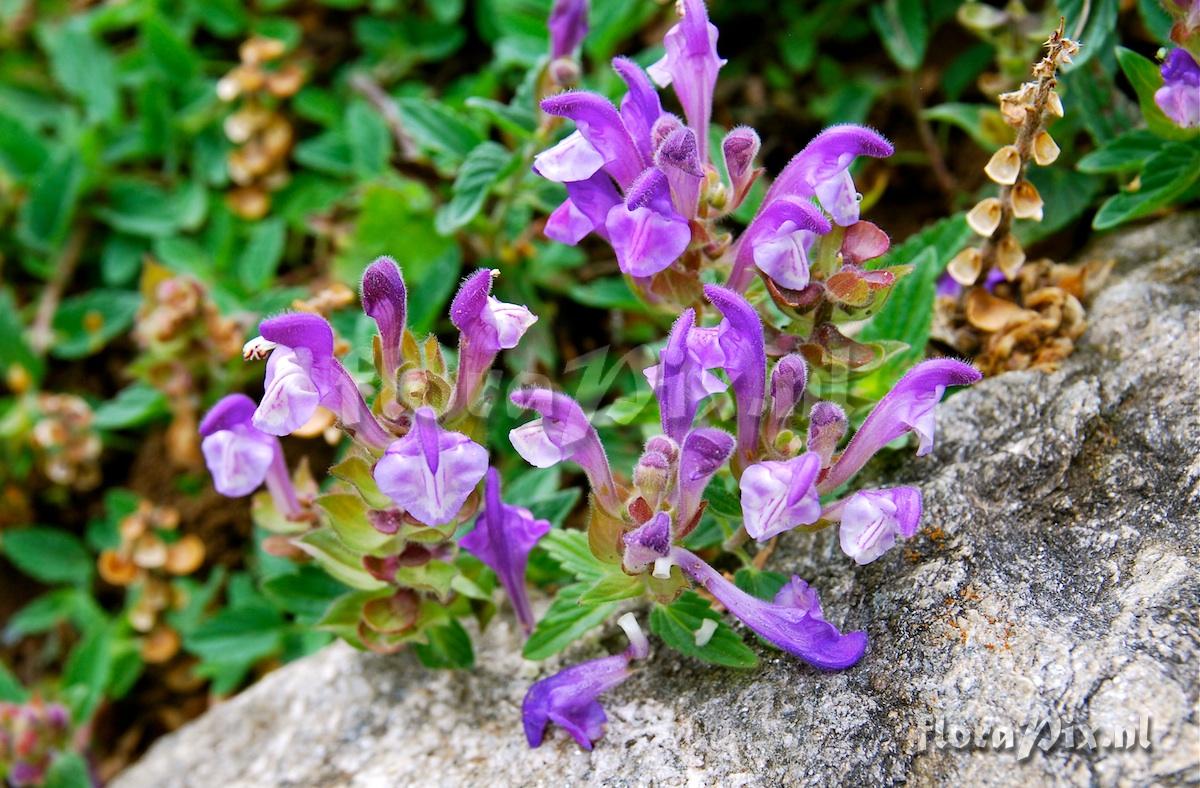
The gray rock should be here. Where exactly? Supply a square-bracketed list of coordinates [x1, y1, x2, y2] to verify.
[115, 214, 1200, 788]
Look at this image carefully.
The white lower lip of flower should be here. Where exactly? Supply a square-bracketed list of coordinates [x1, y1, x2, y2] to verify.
[694, 618, 718, 647]
[652, 557, 674, 579]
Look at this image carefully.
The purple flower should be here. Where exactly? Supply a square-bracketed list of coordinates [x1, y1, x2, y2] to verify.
[360, 256, 407, 385]
[655, 126, 704, 217]
[460, 469, 551, 633]
[523, 613, 650, 750]
[200, 394, 301, 517]
[447, 269, 538, 418]
[721, 126, 762, 209]
[373, 407, 489, 526]
[739, 452, 822, 541]
[622, 511, 672, 574]
[509, 388, 620, 513]
[644, 308, 727, 442]
[823, 487, 922, 565]
[703, 285, 766, 467]
[765, 355, 807, 445]
[613, 56, 665, 162]
[646, 0, 726, 157]
[676, 428, 734, 533]
[762, 125, 894, 225]
[727, 197, 831, 292]
[544, 171, 623, 245]
[805, 401, 847, 468]
[1155, 48, 1200, 129]
[671, 547, 867, 670]
[549, 0, 589, 60]
[249, 313, 392, 449]
[606, 167, 692, 276]
[818, 359, 981, 493]
[540, 91, 645, 189]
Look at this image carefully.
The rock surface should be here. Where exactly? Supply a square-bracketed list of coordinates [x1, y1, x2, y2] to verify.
[115, 215, 1200, 787]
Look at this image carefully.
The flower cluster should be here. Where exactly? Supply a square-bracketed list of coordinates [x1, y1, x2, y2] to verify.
[534, 0, 903, 353]
[0, 700, 75, 787]
[510, 284, 979, 748]
[1155, 47, 1200, 129]
[200, 257, 544, 650]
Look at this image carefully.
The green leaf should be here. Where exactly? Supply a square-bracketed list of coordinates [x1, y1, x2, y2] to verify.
[142, 15, 199, 81]
[394, 97, 483, 166]
[504, 467, 562, 508]
[578, 572, 644, 605]
[0, 287, 43, 384]
[44, 753, 91, 788]
[1116, 47, 1200, 142]
[435, 141, 512, 233]
[261, 566, 349, 620]
[523, 583, 618, 661]
[237, 218, 288, 292]
[94, 384, 169, 430]
[18, 151, 84, 252]
[922, 103, 1010, 151]
[413, 619, 474, 669]
[5, 589, 92, 638]
[1093, 142, 1200, 229]
[870, 0, 928, 71]
[733, 568, 789, 601]
[183, 604, 285, 664]
[41, 20, 118, 124]
[702, 476, 742, 520]
[0, 111, 49, 178]
[0, 660, 28, 703]
[539, 529, 611, 582]
[317, 493, 396, 555]
[345, 100, 391, 177]
[51, 289, 141, 359]
[1077, 129, 1164, 173]
[63, 624, 113, 723]
[527, 488, 581, 528]
[649, 591, 758, 669]
[1, 527, 92, 585]
[294, 528, 388, 591]
[96, 179, 209, 238]
[568, 278, 644, 311]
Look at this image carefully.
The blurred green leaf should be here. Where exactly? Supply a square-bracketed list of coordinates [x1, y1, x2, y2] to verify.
[94, 384, 169, 430]
[526, 489, 581, 528]
[1077, 129, 1162, 173]
[96, 179, 208, 238]
[1093, 142, 1200, 229]
[51, 289, 141, 359]
[394, 97, 482, 166]
[0, 660, 27, 703]
[0, 111, 50, 178]
[870, 0, 928, 71]
[436, 141, 512, 233]
[413, 619, 474, 669]
[44, 752, 91, 788]
[578, 572, 643, 605]
[63, 623, 113, 723]
[18, 151, 84, 253]
[262, 566, 349, 621]
[1, 527, 92, 585]
[733, 568, 789, 600]
[41, 20, 118, 124]
[346, 100, 392, 177]
[237, 217, 288, 291]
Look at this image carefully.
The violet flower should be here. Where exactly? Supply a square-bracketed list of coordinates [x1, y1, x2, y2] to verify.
[606, 167, 692, 277]
[360, 256, 407, 385]
[805, 401, 848, 469]
[671, 547, 867, 670]
[765, 355, 807, 446]
[373, 407, 489, 526]
[822, 487, 922, 565]
[728, 126, 892, 292]
[818, 359, 982, 493]
[508, 388, 621, 513]
[248, 313, 392, 450]
[621, 511, 672, 575]
[703, 284, 766, 467]
[549, 0, 589, 60]
[200, 393, 301, 517]
[646, 0, 726, 156]
[676, 428, 735, 533]
[460, 468, 551, 633]
[523, 613, 650, 750]
[721, 126, 762, 210]
[447, 269, 538, 419]
[1155, 48, 1200, 129]
[644, 308, 727, 443]
[739, 452, 822, 542]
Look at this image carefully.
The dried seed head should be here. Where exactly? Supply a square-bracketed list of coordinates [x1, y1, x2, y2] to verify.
[141, 626, 181, 664]
[996, 235, 1026, 280]
[966, 288, 1037, 333]
[266, 63, 305, 98]
[1011, 181, 1044, 221]
[1033, 131, 1060, 165]
[227, 186, 271, 220]
[967, 197, 1004, 237]
[984, 145, 1021, 185]
[165, 535, 206, 576]
[240, 36, 286, 66]
[948, 247, 984, 287]
[98, 550, 139, 586]
[999, 83, 1036, 127]
[1047, 90, 1064, 118]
